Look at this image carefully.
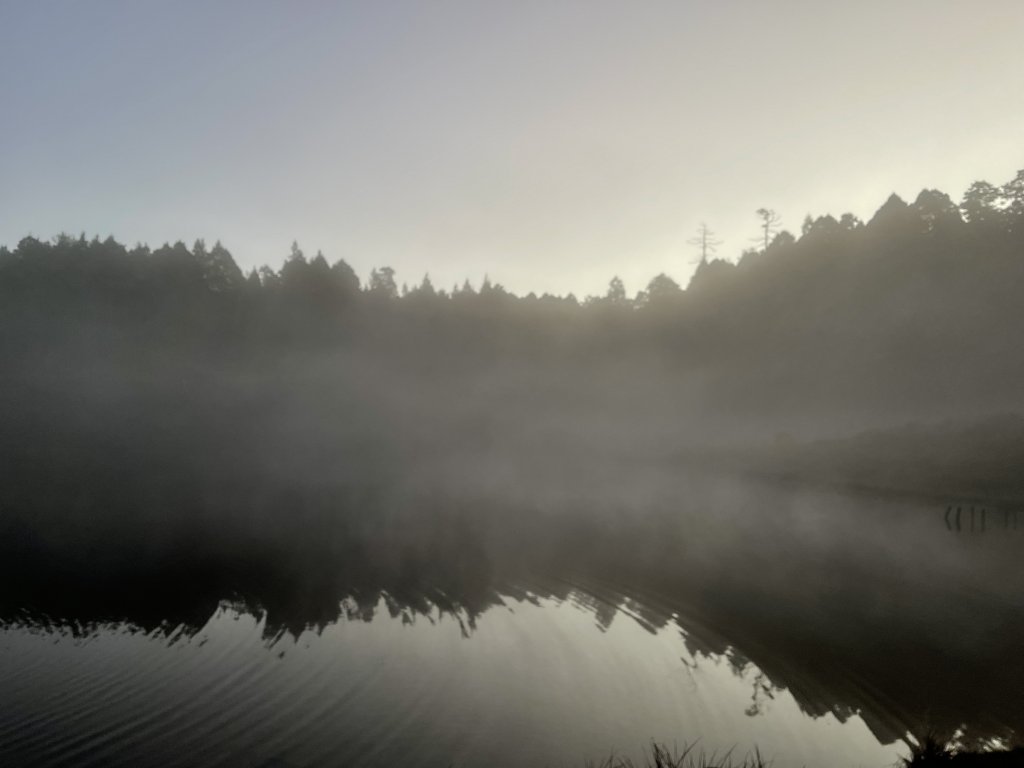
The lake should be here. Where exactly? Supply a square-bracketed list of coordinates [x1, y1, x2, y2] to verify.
[2, 475, 1021, 767]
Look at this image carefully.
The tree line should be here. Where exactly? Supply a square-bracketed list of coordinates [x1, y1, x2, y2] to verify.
[3, 166, 1024, 445]
[2, 168, 1021, 323]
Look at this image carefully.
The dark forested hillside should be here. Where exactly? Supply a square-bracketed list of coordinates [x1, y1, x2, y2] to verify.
[3, 169, 1023, 447]
[8, 169, 1024, 609]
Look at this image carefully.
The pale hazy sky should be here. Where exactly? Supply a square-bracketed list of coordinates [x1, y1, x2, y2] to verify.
[2, 1, 1022, 296]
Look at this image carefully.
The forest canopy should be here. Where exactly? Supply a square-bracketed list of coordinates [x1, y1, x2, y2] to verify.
[3, 168, 1024, 451]
[3, 168, 1023, 321]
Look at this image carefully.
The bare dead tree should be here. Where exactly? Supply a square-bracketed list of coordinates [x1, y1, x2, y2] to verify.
[687, 222, 723, 264]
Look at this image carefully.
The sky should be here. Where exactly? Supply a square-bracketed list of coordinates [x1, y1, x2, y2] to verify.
[1, 1, 1022, 297]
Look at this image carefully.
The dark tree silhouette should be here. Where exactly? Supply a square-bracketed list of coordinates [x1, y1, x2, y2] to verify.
[605, 276, 627, 304]
[369, 266, 398, 298]
[960, 180, 1004, 226]
[754, 208, 782, 252]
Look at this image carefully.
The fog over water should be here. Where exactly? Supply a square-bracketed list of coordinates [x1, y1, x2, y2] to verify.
[3, 470, 1021, 766]
[3, 4, 1024, 761]
[5, 179, 1024, 763]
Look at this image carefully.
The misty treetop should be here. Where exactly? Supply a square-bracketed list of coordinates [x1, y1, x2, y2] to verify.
[2, 168, 1024, 445]
[3, 168, 1023, 320]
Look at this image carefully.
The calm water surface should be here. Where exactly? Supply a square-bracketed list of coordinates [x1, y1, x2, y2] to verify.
[2, 479, 1021, 767]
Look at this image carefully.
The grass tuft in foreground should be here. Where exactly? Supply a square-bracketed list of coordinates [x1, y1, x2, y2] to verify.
[584, 742, 771, 768]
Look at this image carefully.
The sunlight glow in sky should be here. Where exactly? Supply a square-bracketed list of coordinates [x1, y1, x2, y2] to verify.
[2, 1, 1022, 296]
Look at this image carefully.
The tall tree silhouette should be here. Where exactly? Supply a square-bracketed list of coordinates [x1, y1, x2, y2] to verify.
[754, 208, 782, 252]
